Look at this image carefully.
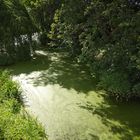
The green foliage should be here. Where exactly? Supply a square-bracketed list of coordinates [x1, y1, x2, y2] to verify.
[48, 9, 64, 48]
[47, 0, 140, 100]
[16, 43, 31, 61]
[0, 78, 19, 100]
[0, 0, 37, 66]
[132, 83, 140, 97]
[0, 70, 47, 139]
[98, 72, 131, 100]
[1, 0, 139, 100]
[23, 0, 60, 32]
[0, 53, 15, 66]
[39, 32, 48, 46]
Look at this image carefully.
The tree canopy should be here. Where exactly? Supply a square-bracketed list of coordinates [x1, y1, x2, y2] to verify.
[0, 0, 140, 100]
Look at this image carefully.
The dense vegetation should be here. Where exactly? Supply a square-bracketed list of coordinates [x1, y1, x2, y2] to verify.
[0, 0, 140, 100]
[44, 0, 140, 100]
[0, 70, 47, 139]
[0, 0, 37, 65]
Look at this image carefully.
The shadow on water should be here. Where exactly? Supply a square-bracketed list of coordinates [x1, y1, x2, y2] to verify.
[8, 50, 97, 93]
[79, 96, 140, 140]
[5, 50, 140, 139]
[6, 54, 51, 75]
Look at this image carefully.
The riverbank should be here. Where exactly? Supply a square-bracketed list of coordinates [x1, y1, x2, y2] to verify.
[0, 70, 47, 139]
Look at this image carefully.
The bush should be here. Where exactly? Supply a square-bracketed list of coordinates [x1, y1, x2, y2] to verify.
[0, 70, 19, 101]
[0, 53, 14, 66]
[16, 44, 31, 61]
[0, 80, 19, 100]
[98, 72, 131, 100]
[39, 32, 48, 46]
[132, 83, 140, 97]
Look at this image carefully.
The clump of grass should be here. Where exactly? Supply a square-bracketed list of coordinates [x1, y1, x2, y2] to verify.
[0, 70, 47, 139]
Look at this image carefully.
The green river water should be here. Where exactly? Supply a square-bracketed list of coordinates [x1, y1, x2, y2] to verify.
[7, 50, 140, 140]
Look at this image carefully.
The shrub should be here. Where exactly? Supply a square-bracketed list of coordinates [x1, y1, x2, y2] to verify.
[0, 53, 14, 66]
[0, 70, 19, 101]
[0, 70, 10, 84]
[98, 72, 131, 100]
[15, 44, 31, 62]
[132, 83, 140, 97]
[0, 80, 19, 100]
[39, 32, 48, 46]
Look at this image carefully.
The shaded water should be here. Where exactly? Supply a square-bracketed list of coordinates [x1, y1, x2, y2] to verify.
[7, 50, 140, 140]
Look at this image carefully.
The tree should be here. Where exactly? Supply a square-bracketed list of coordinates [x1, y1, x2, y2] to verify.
[0, 0, 37, 65]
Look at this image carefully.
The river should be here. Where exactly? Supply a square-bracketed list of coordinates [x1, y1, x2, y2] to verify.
[8, 50, 140, 140]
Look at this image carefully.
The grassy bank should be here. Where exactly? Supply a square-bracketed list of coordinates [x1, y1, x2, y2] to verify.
[0, 70, 47, 139]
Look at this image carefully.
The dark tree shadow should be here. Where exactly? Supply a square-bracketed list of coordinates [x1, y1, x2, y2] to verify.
[6, 54, 52, 75]
[7, 50, 97, 93]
